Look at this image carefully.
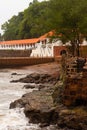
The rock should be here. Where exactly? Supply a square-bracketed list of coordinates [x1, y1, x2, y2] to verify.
[23, 84, 36, 89]
[10, 89, 58, 125]
[10, 86, 87, 129]
[23, 83, 52, 90]
[57, 114, 87, 130]
[10, 99, 23, 108]
[11, 72, 18, 75]
[52, 81, 64, 104]
[10, 73, 59, 85]
[9, 64, 87, 129]
[39, 123, 49, 128]
[59, 109, 75, 116]
[56, 106, 87, 130]
[28, 73, 40, 80]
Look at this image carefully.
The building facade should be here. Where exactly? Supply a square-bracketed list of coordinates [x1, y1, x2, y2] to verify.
[0, 31, 87, 57]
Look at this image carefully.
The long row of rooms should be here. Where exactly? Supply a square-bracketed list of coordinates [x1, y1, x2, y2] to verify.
[0, 31, 59, 57]
[0, 42, 36, 50]
[0, 31, 87, 57]
[0, 32, 50, 50]
[0, 38, 40, 50]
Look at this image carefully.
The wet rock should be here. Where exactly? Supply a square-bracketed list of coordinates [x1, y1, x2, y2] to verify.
[23, 84, 36, 89]
[10, 89, 58, 125]
[39, 123, 49, 128]
[52, 81, 64, 104]
[57, 113, 87, 130]
[55, 106, 87, 130]
[11, 73, 59, 85]
[10, 99, 23, 108]
[10, 68, 87, 129]
[23, 83, 52, 90]
[11, 72, 18, 75]
[10, 87, 87, 129]
[38, 84, 52, 90]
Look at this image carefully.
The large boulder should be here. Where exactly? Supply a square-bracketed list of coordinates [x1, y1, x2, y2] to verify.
[10, 89, 58, 125]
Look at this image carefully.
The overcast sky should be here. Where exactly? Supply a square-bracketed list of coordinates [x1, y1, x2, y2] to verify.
[0, 0, 43, 34]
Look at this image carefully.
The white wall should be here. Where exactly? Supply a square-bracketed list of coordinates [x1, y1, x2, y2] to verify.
[30, 39, 63, 57]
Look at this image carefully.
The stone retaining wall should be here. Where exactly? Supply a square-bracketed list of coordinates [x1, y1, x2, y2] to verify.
[0, 50, 32, 57]
[0, 57, 54, 68]
[63, 77, 87, 106]
[54, 46, 87, 57]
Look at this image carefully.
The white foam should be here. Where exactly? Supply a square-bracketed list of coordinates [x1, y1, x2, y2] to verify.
[0, 68, 59, 130]
[0, 70, 40, 130]
[0, 108, 39, 130]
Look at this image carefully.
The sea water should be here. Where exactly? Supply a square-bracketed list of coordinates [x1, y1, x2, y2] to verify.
[0, 68, 40, 130]
[0, 67, 58, 130]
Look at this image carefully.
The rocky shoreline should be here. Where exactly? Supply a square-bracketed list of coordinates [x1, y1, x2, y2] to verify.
[10, 63, 87, 130]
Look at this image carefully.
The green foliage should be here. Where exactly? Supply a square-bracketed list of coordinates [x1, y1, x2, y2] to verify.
[22, 0, 50, 38]
[1, 1, 50, 40]
[1, 0, 87, 56]
[2, 12, 24, 40]
[48, 0, 87, 56]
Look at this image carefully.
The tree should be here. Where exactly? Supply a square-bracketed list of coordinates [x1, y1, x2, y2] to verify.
[33, 0, 38, 3]
[0, 33, 3, 41]
[48, 0, 87, 56]
[1, 1, 50, 40]
[1, 12, 24, 40]
[21, 0, 50, 38]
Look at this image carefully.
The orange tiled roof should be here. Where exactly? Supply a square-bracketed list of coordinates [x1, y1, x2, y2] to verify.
[39, 30, 55, 40]
[0, 38, 39, 45]
[0, 31, 55, 45]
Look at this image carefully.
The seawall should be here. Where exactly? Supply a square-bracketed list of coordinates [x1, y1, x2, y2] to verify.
[0, 57, 54, 68]
[0, 50, 32, 57]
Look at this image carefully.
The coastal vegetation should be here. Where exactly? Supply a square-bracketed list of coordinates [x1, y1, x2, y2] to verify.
[1, 0, 51, 40]
[0, 0, 87, 57]
[0, 0, 87, 46]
